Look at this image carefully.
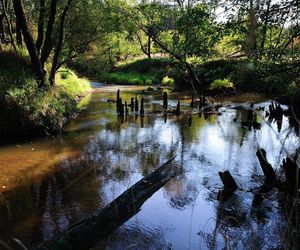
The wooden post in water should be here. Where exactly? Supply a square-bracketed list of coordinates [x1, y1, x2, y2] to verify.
[188, 116, 192, 127]
[163, 92, 168, 110]
[175, 101, 180, 116]
[125, 101, 129, 115]
[116, 89, 120, 113]
[140, 97, 144, 115]
[191, 95, 194, 108]
[217, 170, 238, 202]
[130, 97, 134, 112]
[119, 98, 124, 117]
[135, 97, 139, 112]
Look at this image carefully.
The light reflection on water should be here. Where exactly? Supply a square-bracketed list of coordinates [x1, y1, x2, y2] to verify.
[0, 86, 298, 249]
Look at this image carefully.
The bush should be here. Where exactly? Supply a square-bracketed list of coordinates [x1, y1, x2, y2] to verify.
[162, 76, 175, 86]
[210, 78, 234, 90]
[145, 79, 153, 85]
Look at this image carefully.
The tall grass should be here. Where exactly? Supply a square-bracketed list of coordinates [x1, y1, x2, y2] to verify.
[0, 52, 92, 139]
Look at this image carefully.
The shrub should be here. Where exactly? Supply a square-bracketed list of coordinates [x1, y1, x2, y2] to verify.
[162, 76, 175, 86]
[210, 78, 234, 90]
[145, 79, 153, 85]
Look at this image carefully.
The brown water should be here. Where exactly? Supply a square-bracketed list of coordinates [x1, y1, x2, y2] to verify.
[0, 84, 299, 249]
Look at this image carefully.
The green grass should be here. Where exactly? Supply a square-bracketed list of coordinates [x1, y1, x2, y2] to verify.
[0, 52, 91, 139]
[210, 78, 234, 90]
[101, 58, 180, 85]
[56, 69, 91, 98]
[103, 72, 160, 85]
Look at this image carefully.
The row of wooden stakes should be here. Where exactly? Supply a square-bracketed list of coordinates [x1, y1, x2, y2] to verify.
[115, 89, 207, 116]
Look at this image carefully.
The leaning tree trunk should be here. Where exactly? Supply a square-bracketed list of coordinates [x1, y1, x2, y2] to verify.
[12, 0, 45, 87]
[16, 18, 22, 46]
[40, 0, 57, 69]
[49, 0, 72, 86]
[36, 0, 45, 53]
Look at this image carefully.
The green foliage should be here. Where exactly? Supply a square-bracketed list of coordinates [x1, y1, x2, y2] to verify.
[56, 69, 91, 99]
[210, 78, 234, 90]
[103, 72, 156, 85]
[0, 52, 32, 98]
[0, 53, 91, 139]
[162, 76, 175, 86]
[102, 58, 179, 85]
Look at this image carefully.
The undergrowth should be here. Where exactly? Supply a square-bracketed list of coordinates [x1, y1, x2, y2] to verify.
[0, 52, 91, 140]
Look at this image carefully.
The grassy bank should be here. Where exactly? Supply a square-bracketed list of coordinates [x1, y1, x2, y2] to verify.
[72, 57, 180, 86]
[0, 52, 91, 141]
[86, 57, 298, 95]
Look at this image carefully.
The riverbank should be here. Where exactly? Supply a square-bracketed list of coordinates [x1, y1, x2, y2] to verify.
[0, 52, 92, 141]
[72, 57, 299, 96]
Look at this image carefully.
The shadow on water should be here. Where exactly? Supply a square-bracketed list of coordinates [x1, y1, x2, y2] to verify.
[0, 85, 299, 249]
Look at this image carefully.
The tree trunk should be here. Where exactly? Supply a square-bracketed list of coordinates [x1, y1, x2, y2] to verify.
[259, 0, 271, 58]
[0, 13, 4, 41]
[147, 34, 151, 59]
[246, 0, 258, 58]
[12, 0, 45, 87]
[40, 0, 57, 69]
[36, 0, 45, 53]
[38, 157, 177, 250]
[49, 0, 72, 86]
[16, 18, 22, 45]
[1, 0, 17, 52]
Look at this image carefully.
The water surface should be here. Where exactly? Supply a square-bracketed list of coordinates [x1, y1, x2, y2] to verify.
[0, 85, 298, 249]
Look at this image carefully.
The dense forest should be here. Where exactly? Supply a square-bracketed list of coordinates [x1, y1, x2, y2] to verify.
[0, 0, 300, 249]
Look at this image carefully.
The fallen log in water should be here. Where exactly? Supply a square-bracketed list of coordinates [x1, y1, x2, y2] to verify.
[38, 156, 177, 250]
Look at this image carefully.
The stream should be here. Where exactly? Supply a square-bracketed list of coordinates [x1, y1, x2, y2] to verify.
[0, 84, 299, 249]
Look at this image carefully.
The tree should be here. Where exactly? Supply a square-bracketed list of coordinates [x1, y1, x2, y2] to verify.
[12, 0, 45, 87]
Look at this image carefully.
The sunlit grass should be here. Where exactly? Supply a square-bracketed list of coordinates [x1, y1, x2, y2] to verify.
[56, 69, 91, 99]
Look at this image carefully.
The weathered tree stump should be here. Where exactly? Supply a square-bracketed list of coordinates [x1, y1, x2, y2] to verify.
[119, 99, 124, 117]
[282, 156, 300, 193]
[256, 148, 277, 183]
[188, 116, 192, 127]
[175, 101, 180, 115]
[218, 171, 238, 202]
[163, 92, 168, 110]
[218, 171, 238, 192]
[130, 97, 134, 111]
[135, 97, 139, 112]
[191, 95, 194, 108]
[291, 88, 300, 118]
[125, 101, 128, 115]
[116, 89, 120, 113]
[140, 97, 144, 115]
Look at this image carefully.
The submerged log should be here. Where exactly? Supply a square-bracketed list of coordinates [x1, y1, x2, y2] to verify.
[256, 148, 277, 183]
[39, 157, 177, 250]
